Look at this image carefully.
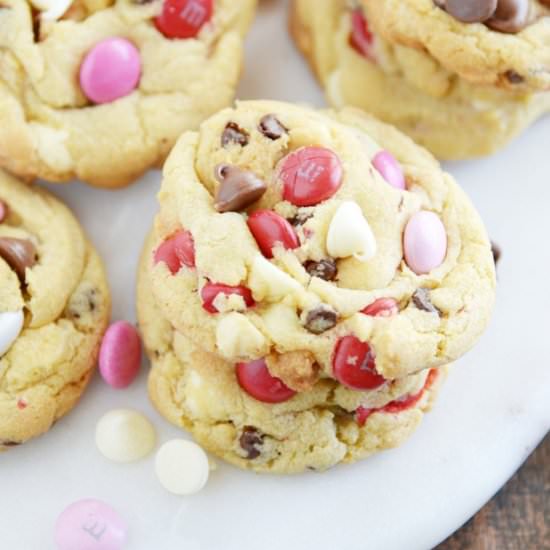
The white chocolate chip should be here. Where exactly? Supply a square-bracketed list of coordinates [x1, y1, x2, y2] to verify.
[155, 440, 210, 496]
[326, 201, 377, 262]
[216, 312, 267, 359]
[248, 254, 302, 302]
[95, 409, 156, 463]
[0, 310, 24, 357]
[29, 0, 73, 21]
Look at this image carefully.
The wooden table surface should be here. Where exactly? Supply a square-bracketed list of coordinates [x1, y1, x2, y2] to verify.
[437, 434, 549, 550]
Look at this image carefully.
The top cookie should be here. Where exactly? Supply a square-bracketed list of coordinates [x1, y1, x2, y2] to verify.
[149, 100, 495, 387]
[363, 0, 550, 91]
[0, 0, 256, 187]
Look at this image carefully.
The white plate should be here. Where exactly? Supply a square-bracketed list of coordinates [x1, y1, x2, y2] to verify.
[2, 2, 549, 549]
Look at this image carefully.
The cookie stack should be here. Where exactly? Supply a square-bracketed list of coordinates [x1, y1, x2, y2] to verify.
[291, 0, 550, 159]
[137, 100, 496, 473]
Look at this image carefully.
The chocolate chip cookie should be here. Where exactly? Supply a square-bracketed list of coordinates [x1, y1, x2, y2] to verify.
[0, 0, 256, 187]
[138, 231, 446, 473]
[148, 100, 495, 388]
[290, 0, 550, 159]
[0, 170, 110, 449]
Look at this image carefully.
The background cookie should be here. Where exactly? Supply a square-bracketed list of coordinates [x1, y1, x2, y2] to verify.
[149, 100, 495, 387]
[138, 233, 446, 474]
[290, 0, 550, 159]
[0, 170, 110, 448]
[0, 0, 256, 187]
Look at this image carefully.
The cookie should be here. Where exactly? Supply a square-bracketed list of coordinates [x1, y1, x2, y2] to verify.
[138, 232, 447, 473]
[0, 170, 110, 449]
[148, 100, 495, 389]
[290, 0, 550, 159]
[0, 0, 256, 188]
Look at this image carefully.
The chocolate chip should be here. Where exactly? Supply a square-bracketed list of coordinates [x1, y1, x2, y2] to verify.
[304, 305, 338, 334]
[221, 122, 249, 148]
[504, 70, 525, 84]
[1, 440, 21, 447]
[258, 114, 287, 140]
[445, 0, 497, 22]
[0, 237, 37, 282]
[412, 288, 441, 315]
[288, 211, 313, 227]
[214, 164, 267, 213]
[487, 0, 529, 33]
[66, 286, 99, 321]
[304, 259, 337, 281]
[239, 426, 263, 459]
[491, 241, 502, 266]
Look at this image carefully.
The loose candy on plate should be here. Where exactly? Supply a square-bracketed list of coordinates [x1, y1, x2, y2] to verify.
[155, 439, 210, 495]
[80, 38, 141, 104]
[326, 201, 377, 262]
[99, 321, 142, 389]
[0, 310, 24, 357]
[54, 498, 127, 550]
[403, 211, 447, 275]
[95, 409, 156, 463]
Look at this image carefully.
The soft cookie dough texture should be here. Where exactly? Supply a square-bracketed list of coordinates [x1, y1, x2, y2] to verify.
[138, 100, 495, 473]
[0, 0, 256, 187]
[0, 170, 110, 449]
[291, 0, 550, 159]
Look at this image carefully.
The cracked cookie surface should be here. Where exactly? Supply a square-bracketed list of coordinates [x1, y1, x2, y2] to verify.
[290, 0, 550, 159]
[0, 0, 255, 187]
[138, 232, 445, 474]
[0, 170, 110, 448]
[149, 100, 495, 386]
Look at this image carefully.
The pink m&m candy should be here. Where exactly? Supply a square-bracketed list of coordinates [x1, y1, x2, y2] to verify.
[99, 321, 142, 389]
[155, 0, 214, 39]
[349, 8, 375, 60]
[236, 359, 296, 403]
[279, 146, 343, 206]
[54, 498, 127, 550]
[372, 151, 406, 190]
[80, 38, 141, 104]
[404, 211, 447, 275]
[154, 229, 196, 274]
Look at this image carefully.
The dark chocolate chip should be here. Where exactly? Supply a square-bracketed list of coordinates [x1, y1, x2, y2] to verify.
[239, 426, 263, 459]
[445, 0, 497, 22]
[288, 211, 313, 227]
[258, 114, 288, 141]
[0, 237, 37, 282]
[412, 288, 441, 315]
[221, 122, 249, 148]
[486, 0, 529, 33]
[491, 241, 502, 266]
[504, 70, 525, 84]
[214, 164, 267, 213]
[304, 259, 337, 281]
[304, 305, 338, 334]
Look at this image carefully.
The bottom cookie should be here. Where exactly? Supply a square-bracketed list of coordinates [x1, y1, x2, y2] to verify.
[138, 234, 446, 474]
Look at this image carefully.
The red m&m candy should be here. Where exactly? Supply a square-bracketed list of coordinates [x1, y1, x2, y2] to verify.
[155, 0, 213, 39]
[332, 335, 386, 390]
[361, 298, 399, 317]
[201, 283, 255, 313]
[154, 230, 195, 274]
[236, 359, 296, 403]
[279, 147, 343, 206]
[247, 210, 299, 258]
[349, 9, 375, 60]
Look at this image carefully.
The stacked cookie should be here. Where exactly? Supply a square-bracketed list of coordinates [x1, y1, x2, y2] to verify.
[137, 100, 496, 473]
[0, 170, 110, 449]
[291, 0, 550, 159]
[0, 0, 256, 187]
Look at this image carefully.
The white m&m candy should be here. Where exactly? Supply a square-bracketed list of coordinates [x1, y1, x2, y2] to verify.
[30, 0, 73, 21]
[155, 439, 210, 496]
[0, 309, 24, 357]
